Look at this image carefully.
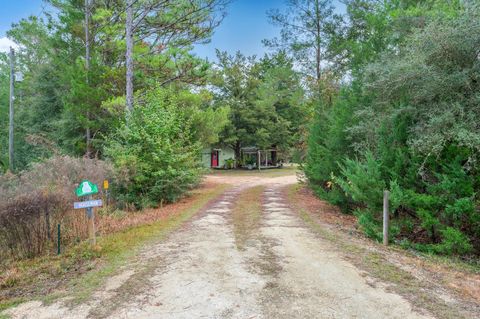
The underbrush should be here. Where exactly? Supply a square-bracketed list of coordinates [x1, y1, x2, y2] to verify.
[0, 156, 111, 261]
[0, 182, 225, 311]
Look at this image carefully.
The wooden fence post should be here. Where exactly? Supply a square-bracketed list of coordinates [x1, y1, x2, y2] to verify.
[258, 150, 261, 171]
[383, 190, 389, 246]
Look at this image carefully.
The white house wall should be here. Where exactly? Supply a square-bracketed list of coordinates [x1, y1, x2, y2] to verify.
[219, 147, 235, 168]
[201, 147, 236, 168]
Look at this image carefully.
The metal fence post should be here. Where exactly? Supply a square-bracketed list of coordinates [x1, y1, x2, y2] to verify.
[57, 224, 61, 255]
[86, 195, 96, 246]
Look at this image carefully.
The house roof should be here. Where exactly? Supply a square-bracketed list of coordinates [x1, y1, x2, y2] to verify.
[241, 146, 277, 153]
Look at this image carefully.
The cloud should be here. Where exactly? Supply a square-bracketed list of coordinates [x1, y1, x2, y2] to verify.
[0, 37, 18, 53]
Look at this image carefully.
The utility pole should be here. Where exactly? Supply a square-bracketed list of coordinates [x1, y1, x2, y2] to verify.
[85, 0, 92, 157]
[125, 0, 134, 114]
[8, 47, 15, 172]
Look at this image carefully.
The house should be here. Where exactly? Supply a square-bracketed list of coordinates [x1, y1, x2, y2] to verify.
[202, 146, 236, 169]
[202, 145, 282, 169]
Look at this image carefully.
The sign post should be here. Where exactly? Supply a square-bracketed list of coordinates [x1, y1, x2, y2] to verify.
[86, 195, 96, 246]
[74, 180, 101, 246]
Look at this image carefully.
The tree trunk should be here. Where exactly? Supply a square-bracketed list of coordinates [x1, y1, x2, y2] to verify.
[85, 0, 92, 157]
[272, 150, 277, 166]
[315, 0, 322, 94]
[125, 0, 134, 114]
[315, 0, 322, 89]
[9, 47, 14, 171]
[234, 142, 241, 167]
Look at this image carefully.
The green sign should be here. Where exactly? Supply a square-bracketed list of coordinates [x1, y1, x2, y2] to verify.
[75, 180, 98, 197]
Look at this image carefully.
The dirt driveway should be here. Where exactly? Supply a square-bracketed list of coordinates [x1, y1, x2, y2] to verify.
[6, 170, 434, 319]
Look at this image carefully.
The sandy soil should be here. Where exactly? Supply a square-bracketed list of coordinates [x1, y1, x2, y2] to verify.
[204, 171, 298, 187]
[5, 173, 434, 319]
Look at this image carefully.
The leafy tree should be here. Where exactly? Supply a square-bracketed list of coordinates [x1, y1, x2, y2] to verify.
[305, 0, 480, 255]
[1, 0, 228, 169]
[304, 86, 360, 208]
[264, 0, 343, 94]
[330, 0, 464, 77]
[255, 52, 308, 152]
[105, 86, 227, 208]
[213, 51, 306, 160]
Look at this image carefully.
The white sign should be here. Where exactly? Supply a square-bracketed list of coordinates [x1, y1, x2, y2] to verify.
[74, 199, 103, 209]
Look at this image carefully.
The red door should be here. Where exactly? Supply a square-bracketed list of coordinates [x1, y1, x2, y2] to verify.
[211, 151, 219, 167]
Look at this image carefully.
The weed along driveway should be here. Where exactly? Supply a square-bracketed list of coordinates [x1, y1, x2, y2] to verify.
[3, 169, 477, 319]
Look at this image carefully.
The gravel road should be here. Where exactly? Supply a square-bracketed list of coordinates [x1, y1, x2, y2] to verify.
[6, 173, 433, 319]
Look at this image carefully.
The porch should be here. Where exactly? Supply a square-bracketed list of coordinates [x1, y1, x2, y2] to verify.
[240, 147, 282, 170]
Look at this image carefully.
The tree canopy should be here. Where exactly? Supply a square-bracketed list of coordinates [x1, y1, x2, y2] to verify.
[212, 50, 307, 158]
[304, 0, 480, 256]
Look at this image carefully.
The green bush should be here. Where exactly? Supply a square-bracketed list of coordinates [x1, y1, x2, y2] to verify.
[337, 152, 385, 212]
[355, 209, 382, 242]
[224, 158, 235, 169]
[417, 209, 441, 240]
[105, 87, 204, 208]
[312, 183, 352, 213]
[435, 227, 473, 256]
[444, 198, 475, 228]
[303, 89, 357, 191]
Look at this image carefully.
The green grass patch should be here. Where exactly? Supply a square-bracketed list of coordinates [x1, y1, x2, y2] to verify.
[0, 299, 24, 314]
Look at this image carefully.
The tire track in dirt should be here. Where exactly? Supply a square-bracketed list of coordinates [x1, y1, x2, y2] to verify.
[257, 186, 434, 319]
[105, 186, 266, 319]
[4, 186, 245, 319]
[5, 174, 441, 319]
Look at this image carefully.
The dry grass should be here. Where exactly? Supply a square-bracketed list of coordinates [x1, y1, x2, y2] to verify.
[0, 270, 20, 290]
[0, 156, 111, 260]
[0, 181, 226, 313]
[285, 184, 480, 319]
[231, 186, 264, 250]
[292, 185, 358, 231]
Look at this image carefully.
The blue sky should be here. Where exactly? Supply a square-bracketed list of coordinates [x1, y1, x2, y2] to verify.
[0, 0, 44, 36]
[0, 0, 345, 58]
[193, 0, 285, 60]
